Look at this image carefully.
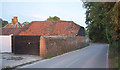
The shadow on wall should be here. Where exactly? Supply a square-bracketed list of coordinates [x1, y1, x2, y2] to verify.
[77, 27, 85, 36]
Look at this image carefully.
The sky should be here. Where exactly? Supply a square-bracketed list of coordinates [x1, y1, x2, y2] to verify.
[1, 0, 87, 27]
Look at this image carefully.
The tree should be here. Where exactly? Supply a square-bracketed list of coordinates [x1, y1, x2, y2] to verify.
[22, 22, 29, 26]
[83, 2, 108, 42]
[0, 18, 8, 27]
[83, 2, 120, 68]
[83, 2, 120, 42]
[0, 19, 2, 27]
[46, 16, 60, 21]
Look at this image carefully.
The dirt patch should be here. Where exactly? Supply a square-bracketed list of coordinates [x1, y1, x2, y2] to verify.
[7, 57, 23, 60]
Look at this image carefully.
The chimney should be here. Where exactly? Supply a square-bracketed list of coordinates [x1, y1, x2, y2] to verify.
[11, 19, 14, 24]
[13, 17, 18, 24]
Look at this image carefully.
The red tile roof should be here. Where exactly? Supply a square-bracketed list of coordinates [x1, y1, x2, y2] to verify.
[18, 21, 81, 36]
[0, 27, 22, 35]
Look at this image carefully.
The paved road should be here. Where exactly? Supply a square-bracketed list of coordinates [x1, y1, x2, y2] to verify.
[20, 43, 109, 68]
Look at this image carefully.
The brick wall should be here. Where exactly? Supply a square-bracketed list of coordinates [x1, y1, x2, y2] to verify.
[12, 35, 89, 56]
[40, 36, 89, 57]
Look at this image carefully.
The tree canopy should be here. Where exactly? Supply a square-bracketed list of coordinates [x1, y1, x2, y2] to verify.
[46, 16, 60, 21]
[22, 22, 29, 26]
[83, 2, 120, 43]
[0, 18, 8, 27]
[83, 2, 120, 68]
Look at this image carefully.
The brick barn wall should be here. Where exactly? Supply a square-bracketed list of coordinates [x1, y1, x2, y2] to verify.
[12, 36, 41, 55]
[40, 36, 89, 57]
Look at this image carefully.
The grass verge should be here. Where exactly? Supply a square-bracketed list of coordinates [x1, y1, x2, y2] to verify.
[109, 47, 119, 68]
[42, 56, 52, 59]
[2, 66, 14, 70]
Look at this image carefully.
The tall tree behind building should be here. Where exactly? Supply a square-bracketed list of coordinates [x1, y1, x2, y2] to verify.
[22, 22, 29, 26]
[46, 16, 60, 21]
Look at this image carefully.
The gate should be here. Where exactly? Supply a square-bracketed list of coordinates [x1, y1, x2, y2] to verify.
[12, 36, 41, 55]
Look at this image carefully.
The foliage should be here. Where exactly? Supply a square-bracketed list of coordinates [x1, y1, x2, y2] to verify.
[83, 2, 109, 42]
[22, 22, 29, 26]
[43, 56, 52, 59]
[0, 18, 8, 27]
[2, 66, 13, 70]
[85, 28, 88, 36]
[46, 16, 60, 21]
[83, 2, 120, 68]
[83, 2, 120, 44]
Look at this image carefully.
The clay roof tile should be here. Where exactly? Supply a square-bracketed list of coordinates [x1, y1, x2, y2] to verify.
[19, 21, 81, 36]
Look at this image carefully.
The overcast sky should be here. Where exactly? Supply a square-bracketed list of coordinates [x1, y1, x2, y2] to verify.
[1, 0, 87, 27]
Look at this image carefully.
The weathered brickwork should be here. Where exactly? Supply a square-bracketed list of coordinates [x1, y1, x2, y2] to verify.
[39, 36, 89, 57]
[12, 36, 89, 57]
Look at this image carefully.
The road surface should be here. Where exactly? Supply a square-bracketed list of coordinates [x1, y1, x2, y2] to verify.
[19, 43, 109, 68]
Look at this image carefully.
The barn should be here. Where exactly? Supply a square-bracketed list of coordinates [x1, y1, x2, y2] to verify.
[1, 18, 87, 56]
[12, 20, 86, 56]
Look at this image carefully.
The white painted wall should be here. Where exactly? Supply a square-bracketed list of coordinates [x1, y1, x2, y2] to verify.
[0, 35, 12, 53]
